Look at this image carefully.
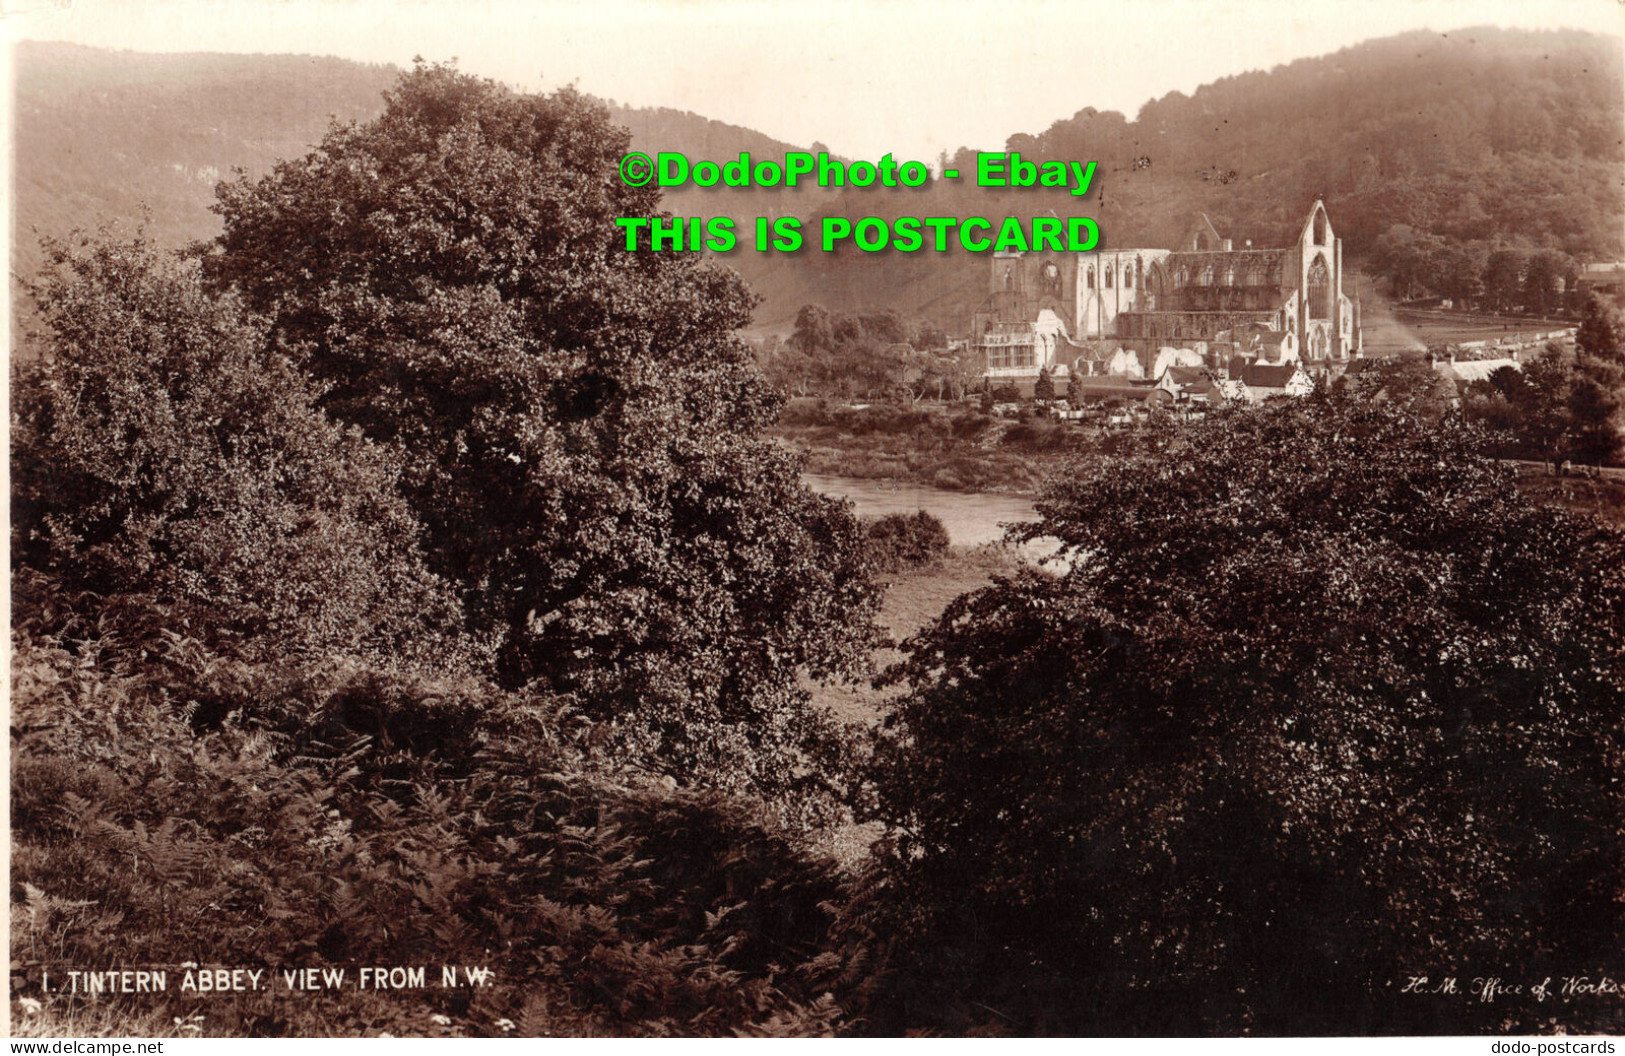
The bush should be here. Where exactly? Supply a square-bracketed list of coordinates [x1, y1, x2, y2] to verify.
[10, 235, 473, 668]
[863, 511, 951, 573]
[11, 573, 869, 1038]
[867, 397, 1625, 1035]
[950, 413, 994, 440]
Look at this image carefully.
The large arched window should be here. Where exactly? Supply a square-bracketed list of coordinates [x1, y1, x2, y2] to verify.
[1086, 266, 1095, 289]
[1307, 255, 1332, 320]
[1105, 264, 1114, 288]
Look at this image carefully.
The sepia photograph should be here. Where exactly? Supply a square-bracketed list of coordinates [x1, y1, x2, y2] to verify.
[6, 0, 1624, 1040]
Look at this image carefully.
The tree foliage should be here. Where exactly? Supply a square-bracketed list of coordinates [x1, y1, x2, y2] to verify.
[1033, 367, 1056, 403]
[866, 396, 1625, 1034]
[10, 572, 863, 1037]
[11, 235, 468, 665]
[201, 62, 882, 806]
[1464, 339, 1625, 470]
[769, 304, 950, 399]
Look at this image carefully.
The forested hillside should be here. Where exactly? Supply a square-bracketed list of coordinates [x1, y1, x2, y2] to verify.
[12, 27, 1622, 339]
[12, 45, 397, 290]
[9, 42, 836, 342]
[804, 26, 1623, 327]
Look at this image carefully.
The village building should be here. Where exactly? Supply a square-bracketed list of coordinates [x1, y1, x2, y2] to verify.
[1148, 366, 1223, 412]
[1235, 362, 1316, 402]
[1575, 262, 1625, 301]
[1428, 353, 1524, 408]
[972, 200, 1362, 393]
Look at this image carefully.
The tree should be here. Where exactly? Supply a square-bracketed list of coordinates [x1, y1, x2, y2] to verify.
[203, 63, 882, 809]
[866, 397, 1625, 1035]
[1464, 343, 1624, 471]
[1522, 250, 1571, 317]
[1374, 223, 1442, 300]
[791, 304, 837, 355]
[12, 235, 469, 665]
[1067, 366, 1090, 404]
[1576, 293, 1624, 365]
[1343, 355, 1453, 419]
[1481, 249, 1526, 313]
[1429, 242, 1487, 306]
[1033, 367, 1056, 403]
[1566, 367, 1624, 467]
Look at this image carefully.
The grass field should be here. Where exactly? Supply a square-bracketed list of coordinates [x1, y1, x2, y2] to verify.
[1514, 467, 1625, 528]
[1391, 307, 1573, 348]
[807, 544, 1026, 864]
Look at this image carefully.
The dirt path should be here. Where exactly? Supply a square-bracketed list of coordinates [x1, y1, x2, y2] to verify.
[1349, 269, 1427, 356]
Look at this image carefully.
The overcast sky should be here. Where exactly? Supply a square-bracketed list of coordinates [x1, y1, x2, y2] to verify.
[5, 0, 1622, 160]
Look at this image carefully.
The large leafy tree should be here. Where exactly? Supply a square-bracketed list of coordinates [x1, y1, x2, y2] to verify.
[201, 63, 881, 805]
[1577, 292, 1625, 365]
[1463, 341, 1624, 471]
[11, 235, 468, 665]
[866, 396, 1625, 1034]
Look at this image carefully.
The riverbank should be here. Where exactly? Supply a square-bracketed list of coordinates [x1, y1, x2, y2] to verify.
[782, 402, 1625, 530]
[774, 399, 1104, 497]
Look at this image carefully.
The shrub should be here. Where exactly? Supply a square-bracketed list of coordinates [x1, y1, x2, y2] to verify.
[950, 413, 994, 440]
[867, 397, 1625, 1035]
[11, 574, 870, 1038]
[10, 236, 473, 668]
[863, 511, 951, 573]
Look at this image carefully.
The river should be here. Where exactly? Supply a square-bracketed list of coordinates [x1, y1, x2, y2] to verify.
[803, 473, 1040, 548]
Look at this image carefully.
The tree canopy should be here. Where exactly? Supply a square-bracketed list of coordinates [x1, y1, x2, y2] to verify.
[1463, 311, 1625, 471]
[199, 62, 882, 807]
[867, 395, 1625, 1034]
[11, 235, 468, 665]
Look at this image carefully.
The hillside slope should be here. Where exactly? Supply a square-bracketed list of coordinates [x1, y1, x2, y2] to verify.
[13, 28, 1622, 341]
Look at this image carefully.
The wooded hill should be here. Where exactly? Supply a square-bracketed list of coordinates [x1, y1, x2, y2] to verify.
[798, 26, 1623, 328]
[12, 27, 1622, 338]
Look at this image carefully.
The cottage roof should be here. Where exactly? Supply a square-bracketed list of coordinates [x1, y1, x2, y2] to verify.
[1442, 358, 1522, 384]
[1340, 356, 1392, 376]
[1239, 364, 1302, 389]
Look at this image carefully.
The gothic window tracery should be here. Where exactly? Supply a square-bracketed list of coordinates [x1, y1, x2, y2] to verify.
[1307, 256, 1332, 321]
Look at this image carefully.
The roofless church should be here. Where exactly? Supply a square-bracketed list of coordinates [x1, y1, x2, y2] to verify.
[973, 200, 1363, 386]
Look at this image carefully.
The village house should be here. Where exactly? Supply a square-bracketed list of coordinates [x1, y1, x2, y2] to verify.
[1235, 362, 1315, 402]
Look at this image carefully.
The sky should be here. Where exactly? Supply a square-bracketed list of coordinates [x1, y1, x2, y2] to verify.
[4, 0, 1623, 162]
